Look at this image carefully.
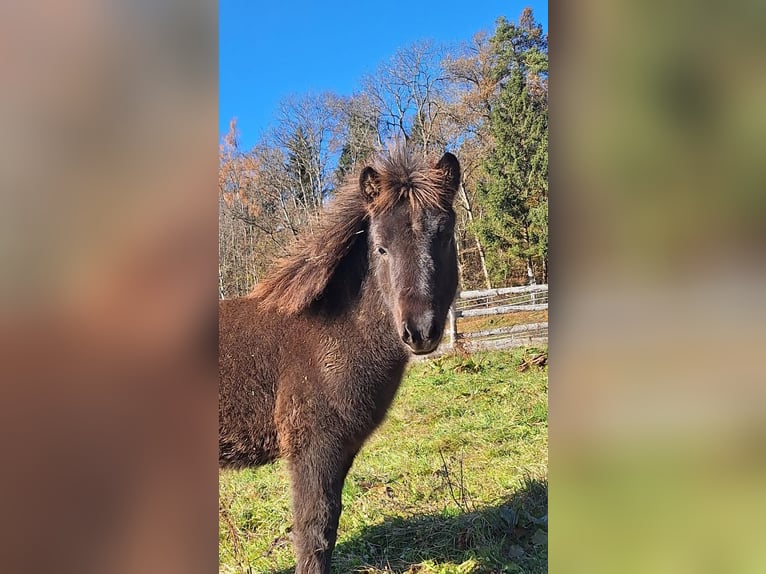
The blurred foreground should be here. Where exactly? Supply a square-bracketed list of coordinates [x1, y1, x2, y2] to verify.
[0, 2, 218, 573]
[553, 0, 766, 572]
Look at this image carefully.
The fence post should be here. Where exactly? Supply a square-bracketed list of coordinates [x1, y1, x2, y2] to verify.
[527, 264, 537, 305]
[448, 302, 458, 347]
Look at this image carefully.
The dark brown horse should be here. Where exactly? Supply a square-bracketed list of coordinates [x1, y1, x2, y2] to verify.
[219, 146, 460, 573]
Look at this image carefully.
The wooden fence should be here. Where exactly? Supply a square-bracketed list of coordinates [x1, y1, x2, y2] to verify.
[443, 284, 548, 353]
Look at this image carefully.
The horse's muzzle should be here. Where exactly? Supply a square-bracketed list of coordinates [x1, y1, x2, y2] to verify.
[400, 318, 441, 355]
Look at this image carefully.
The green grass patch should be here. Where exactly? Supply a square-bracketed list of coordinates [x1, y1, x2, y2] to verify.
[219, 348, 548, 573]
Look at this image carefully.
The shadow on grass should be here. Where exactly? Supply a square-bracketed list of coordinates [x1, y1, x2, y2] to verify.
[271, 477, 547, 574]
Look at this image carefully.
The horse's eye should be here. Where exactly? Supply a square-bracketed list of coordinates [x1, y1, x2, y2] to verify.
[377, 246, 387, 255]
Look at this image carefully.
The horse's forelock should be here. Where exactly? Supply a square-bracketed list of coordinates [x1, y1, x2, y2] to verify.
[367, 146, 455, 215]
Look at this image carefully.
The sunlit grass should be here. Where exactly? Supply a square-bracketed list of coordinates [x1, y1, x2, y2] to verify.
[219, 348, 548, 573]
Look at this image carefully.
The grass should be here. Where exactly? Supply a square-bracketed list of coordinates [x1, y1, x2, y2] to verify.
[219, 348, 548, 573]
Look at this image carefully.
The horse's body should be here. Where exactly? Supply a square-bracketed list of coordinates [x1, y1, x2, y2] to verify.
[219, 147, 460, 574]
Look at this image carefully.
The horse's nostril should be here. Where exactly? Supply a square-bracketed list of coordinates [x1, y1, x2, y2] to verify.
[402, 321, 425, 346]
[401, 322, 412, 344]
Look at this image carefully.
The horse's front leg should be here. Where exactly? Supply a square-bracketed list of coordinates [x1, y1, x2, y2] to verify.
[288, 447, 355, 574]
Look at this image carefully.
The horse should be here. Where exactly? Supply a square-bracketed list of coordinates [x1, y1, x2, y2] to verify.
[219, 145, 460, 573]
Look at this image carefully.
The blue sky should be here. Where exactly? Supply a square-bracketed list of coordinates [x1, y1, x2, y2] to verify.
[220, 1, 548, 150]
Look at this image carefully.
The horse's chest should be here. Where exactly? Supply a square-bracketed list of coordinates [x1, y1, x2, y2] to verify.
[313, 335, 406, 415]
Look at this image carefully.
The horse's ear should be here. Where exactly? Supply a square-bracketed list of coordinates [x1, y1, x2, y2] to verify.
[435, 152, 461, 201]
[359, 166, 381, 202]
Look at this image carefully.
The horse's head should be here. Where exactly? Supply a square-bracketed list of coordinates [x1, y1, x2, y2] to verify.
[360, 151, 460, 355]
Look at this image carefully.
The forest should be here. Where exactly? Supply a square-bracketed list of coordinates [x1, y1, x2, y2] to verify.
[219, 8, 548, 299]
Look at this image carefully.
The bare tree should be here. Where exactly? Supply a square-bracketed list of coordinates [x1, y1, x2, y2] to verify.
[219, 121, 295, 297]
[363, 40, 451, 154]
[272, 93, 340, 215]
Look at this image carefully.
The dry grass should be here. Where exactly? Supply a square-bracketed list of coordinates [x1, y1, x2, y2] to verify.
[457, 311, 548, 334]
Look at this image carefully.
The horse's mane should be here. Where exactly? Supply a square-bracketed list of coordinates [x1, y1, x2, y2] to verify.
[251, 145, 455, 315]
[249, 188, 368, 315]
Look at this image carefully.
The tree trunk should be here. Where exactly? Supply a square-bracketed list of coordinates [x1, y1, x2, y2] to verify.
[279, 194, 298, 237]
[526, 258, 536, 285]
[458, 182, 492, 289]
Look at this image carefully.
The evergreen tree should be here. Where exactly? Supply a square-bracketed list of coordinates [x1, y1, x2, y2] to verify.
[475, 10, 548, 284]
[335, 110, 378, 182]
[285, 126, 321, 213]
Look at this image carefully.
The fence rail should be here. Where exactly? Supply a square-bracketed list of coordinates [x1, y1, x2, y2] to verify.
[458, 284, 548, 300]
[460, 322, 549, 340]
[458, 303, 548, 317]
[440, 284, 549, 354]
